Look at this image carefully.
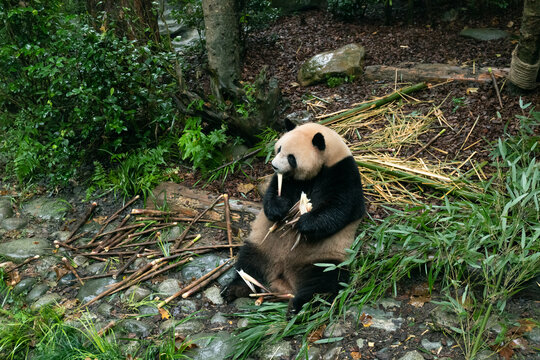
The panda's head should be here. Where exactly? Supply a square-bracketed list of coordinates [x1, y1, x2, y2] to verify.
[271, 121, 352, 181]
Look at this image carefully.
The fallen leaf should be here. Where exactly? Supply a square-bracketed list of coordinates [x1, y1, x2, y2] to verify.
[409, 283, 431, 308]
[61, 298, 78, 310]
[8, 270, 21, 286]
[466, 88, 479, 94]
[514, 319, 536, 335]
[499, 344, 514, 360]
[159, 307, 170, 320]
[307, 324, 326, 343]
[237, 183, 255, 194]
[507, 21, 514, 27]
[93, 216, 107, 225]
[54, 265, 69, 280]
[359, 312, 373, 327]
[351, 351, 362, 359]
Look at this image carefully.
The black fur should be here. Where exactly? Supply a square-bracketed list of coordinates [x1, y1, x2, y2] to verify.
[264, 156, 365, 241]
[284, 118, 296, 131]
[312, 132, 326, 151]
[291, 263, 349, 312]
[225, 242, 268, 301]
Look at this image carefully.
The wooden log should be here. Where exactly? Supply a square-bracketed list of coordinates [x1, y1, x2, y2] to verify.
[364, 63, 509, 83]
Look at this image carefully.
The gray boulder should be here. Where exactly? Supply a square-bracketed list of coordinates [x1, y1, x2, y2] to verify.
[298, 43, 365, 86]
[459, 28, 509, 41]
[0, 238, 50, 262]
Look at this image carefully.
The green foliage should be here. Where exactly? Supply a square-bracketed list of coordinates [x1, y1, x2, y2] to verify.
[241, 0, 281, 32]
[452, 96, 466, 112]
[326, 74, 356, 88]
[327, 0, 366, 21]
[177, 116, 233, 173]
[254, 127, 279, 163]
[0, 1, 178, 187]
[87, 144, 171, 201]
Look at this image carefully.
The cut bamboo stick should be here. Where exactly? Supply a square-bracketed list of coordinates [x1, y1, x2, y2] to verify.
[223, 194, 234, 258]
[65, 202, 97, 244]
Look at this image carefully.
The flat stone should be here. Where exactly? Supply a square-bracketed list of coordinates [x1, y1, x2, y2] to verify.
[31, 293, 61, 311]
[124, 285, 151, 302]
[97, 303, 113, 317]
[421, 338, 442, 352]
[361, 306, 403, 332]
[58, 273, 77, 286]
[77, 277, 119, 304]
[356, 338, 366, 348]
[0, 198, 13, 220]
[306, 346, 321, 360]
[525, 326, 540, 345]
[237, 318, 249, 328]
[26, 283, 49, 302]
[430, 306, 459, 330]
[181, 254, 228, 282]
[378, 298, 401, 310]
[324, 321, 347, 337]
[85, 262, 111, 275]
[186, 331, 235, 360]
[139, 305, 159, 316]
[22, 197, 70, 221]
[172, 299, 198, 315]
[203, 286, 224, 305]
[174, 319, 205, 334]
[233, 297, 253, 309]
[157, 279, 182, 297]
[0, 237, 49, 263]
[210, 312, 228, 324]
[256, 340, 293, 360]
[51, 231, 70, 242]
[323, 345, 342, 360]
[459, 28, 509, 41]
[298, 43, 365, 86]
[398, 350, 425, 360]
[13, 277, 36, 295]
[120, 319, 153, 338]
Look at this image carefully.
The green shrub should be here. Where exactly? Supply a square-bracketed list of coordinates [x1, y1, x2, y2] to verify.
[0, 1, 179, 187]
[327, 0, 366, 21]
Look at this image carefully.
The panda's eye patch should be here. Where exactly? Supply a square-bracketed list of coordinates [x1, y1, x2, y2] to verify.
[287, 154, 297, 168]
[277, 146, 281, 154]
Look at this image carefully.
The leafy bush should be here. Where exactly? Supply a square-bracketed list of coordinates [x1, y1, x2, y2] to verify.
[0, 1, 179, 187]
[327, 0, 366, 21]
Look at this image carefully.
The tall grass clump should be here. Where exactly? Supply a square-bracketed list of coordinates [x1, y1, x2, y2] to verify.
[232, 104, 539, 359]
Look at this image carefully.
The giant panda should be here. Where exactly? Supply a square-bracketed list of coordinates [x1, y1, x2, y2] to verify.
[226, 120, 366, 312]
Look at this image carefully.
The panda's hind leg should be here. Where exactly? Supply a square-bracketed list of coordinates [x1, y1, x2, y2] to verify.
[291, 263, 349, 313]
[224, 242, 268, 301]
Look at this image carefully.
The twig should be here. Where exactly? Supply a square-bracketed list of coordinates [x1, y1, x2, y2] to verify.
[93, 214, 132, 253]
[489, 68, 504, 108]
[182, 262, 234, 299]
[81, 259, 159, 308]
[157, 259, 232, 308]
[112, 248, 143, 279]
[103, 228, 137, 252]
[95, 222, 143, 240]
[134, 216, 213, 223]
[405, 129, 446, 161]
[214, 148, 260, 172]
[249, 292, 295, 299]
[127, 222, 178, 239]
[223, 194, 234, 258]
[458, 115, 480, 153]
[62, 257, 84, 285]
[65, 202, 97, 244]
[87, 195, 140, 245]
[173, 195, 224, 249]
[97, 321, 116, 337]
[113, 234, 197, 249]
[6, 255, 40, 273]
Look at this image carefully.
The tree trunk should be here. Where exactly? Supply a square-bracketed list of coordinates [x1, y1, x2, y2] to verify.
[508, 0, 540, 90]
[202, 0, 242, 101]
[86, 0, 159, 42]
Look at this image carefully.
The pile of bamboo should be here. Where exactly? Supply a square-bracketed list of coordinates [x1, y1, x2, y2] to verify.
[54, 194, 239, 309]
[317, 83, 486, 205]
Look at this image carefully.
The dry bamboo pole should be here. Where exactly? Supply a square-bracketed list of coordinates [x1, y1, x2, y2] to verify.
[319, 82, 427, 125]
[223, 194, 234, 258]
[65, 202, 97, 244]
[126, 222, 178, 239]
[405, 129, 446, 161]
[6, 255, 40, 273]
[182, 263, 234, 299]
[157, 259, 233, 308]
[62, 257, 84, 285]
[87, 195, 140, 245]
[113, 248, 143, 279]
[93, 215, 132, 253]
[173, 194, 224, 250]
[355, 160, 485, 202]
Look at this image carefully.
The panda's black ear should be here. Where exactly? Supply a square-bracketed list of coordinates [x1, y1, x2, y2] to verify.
[312, 132, 326, 151]
[284, 119, 296, 132]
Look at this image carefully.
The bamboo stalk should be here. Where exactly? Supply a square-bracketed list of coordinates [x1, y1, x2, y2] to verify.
[87, 195, 140, 245]
[93, 215, 132, 253]
[173, 195, 224, 250]
[97, 321, 116, 337]
[65, 202, 97, 244]
[127, 222, 178, 239]
[182, 263, 234, 299]
[157, 259, 232, 308]
[319, 83, 427, 125]
[355, 160, 485, 202]
[405, 129, 446, 161]
[103, 227, 137, 252]
[489, 68, 504, 108]
[113, 248, 143, 280]
[6, 255, 40, 273]
[223, 194, 234, 258]
[62, 257, 84, 285]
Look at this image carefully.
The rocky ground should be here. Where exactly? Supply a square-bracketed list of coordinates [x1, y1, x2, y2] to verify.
[1, 4, 540, 360]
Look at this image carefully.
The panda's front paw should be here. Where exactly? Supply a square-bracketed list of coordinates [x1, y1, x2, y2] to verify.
[296, 213, 316, 235]
[264, 196, 290, 222]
